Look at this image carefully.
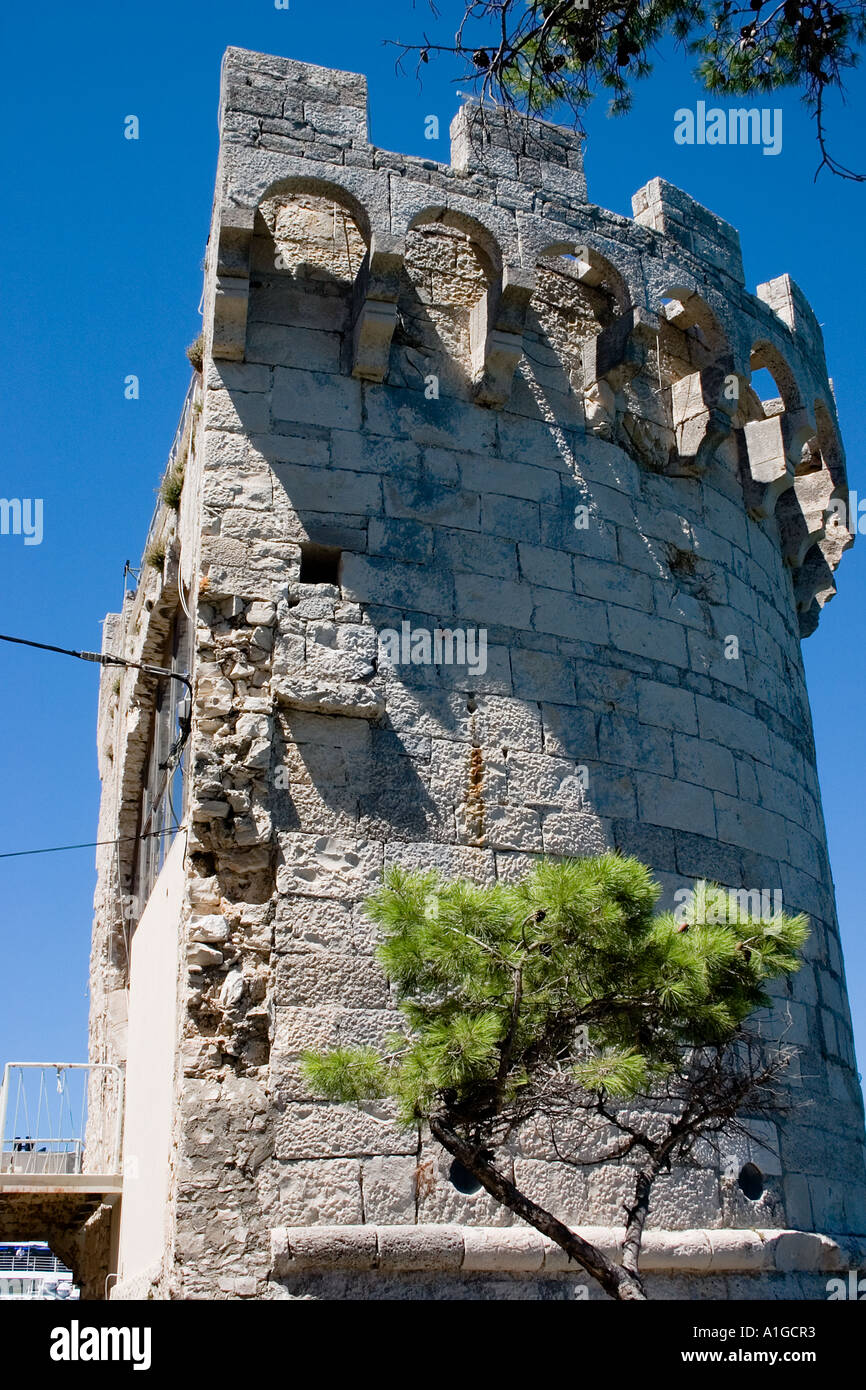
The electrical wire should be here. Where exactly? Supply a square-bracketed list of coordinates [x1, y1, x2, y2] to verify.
[0, 825, 186, 861]
[0, 631, 193, 698]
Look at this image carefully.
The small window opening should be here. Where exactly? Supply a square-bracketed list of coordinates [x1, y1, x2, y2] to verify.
[737, 1162, 764, 1201]
[299, 544, 342, 585]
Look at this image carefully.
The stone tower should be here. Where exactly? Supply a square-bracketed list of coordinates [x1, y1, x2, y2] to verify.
[87, 46, 865, 1299]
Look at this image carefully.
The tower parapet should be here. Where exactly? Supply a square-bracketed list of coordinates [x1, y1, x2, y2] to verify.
[87, 48, 865, 1300]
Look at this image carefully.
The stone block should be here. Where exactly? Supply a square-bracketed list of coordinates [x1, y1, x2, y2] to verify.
[365, 384, 497, 454]
[272, 367, 362, 430]
[649, 1170, 722, 1229]
[541, 704, 598, 761]
[511, 649, 575, 703]
[277, 1160, 363, 1225]
[608, 606, 689, 668]
[518, 543, 573, 592]
[367, 517, 434, 564]
[582, 764, 637, 820]
[360, 1157, 418, 1224]
[463, 455, 560, 505]
[384, 476, 480, 531]
[342, 553, 454, 616]
[274, 1103, 415, 1160]
[247, 321, 341, 372]
[275, 833, 383, 898]
[541, 808, 612, 856]
[673, 733, 737, 795]
[274, 952, 389, 1008]
[598, 712, 674, 777]
[377, 1225, 464, 1272]
[481, 494, 541, 543]
[635, 772, 716, 838]
[472, 694, 542, 752]
[574, 557, 654, 613]
[205, 389, 270, 435]
[271, 1225, 377, 1274]
[435, 529, 519, 581]
[272, 1006, 393, 1060]
[463, 1226, 546, 1273]
[532, 590, 609, 645]
[695, 696, 772, 766]
[272, 462, 381, 517]
[454, 573, 533, 629]
[714, 792, 788, 860]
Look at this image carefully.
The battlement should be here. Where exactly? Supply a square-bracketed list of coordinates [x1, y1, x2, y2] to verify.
[205, 47, 851, 636]
[632, 177, 744, 286]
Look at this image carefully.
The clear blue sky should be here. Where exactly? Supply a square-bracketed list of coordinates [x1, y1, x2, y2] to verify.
[1, 1, 864, 1091]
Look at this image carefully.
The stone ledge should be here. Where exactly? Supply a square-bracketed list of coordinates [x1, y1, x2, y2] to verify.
[270, 1224, 866, 1277]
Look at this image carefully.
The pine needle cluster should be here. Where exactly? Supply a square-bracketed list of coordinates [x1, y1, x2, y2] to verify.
[302, 855, 808, 1130]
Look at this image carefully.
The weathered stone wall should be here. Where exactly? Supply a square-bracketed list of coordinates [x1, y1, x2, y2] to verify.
[89, 47, 865, 1298]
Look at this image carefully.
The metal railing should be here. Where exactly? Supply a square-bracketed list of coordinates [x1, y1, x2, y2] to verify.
[0, 1064, 124, 1177]
[0, 1243, 71, 1273]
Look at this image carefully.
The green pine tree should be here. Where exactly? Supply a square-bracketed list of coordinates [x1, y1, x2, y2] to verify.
[303, 854, 808, 1300]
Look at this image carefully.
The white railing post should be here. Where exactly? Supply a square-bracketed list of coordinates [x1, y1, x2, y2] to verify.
[0, 1065, 9, 1171]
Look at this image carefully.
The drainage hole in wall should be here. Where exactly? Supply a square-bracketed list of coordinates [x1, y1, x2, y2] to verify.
[448, 1159, 483, 1195]
[737, 1162, 764, 1201]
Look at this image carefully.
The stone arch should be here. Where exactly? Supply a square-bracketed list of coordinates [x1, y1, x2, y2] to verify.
[659, 284, 731, 368]
[741, 341, 817, 523]
[594, 283, 736, 476]
[254, 177, 370, 285]
[745, 339, 803, 420]
[391, 208, 501, 398]
[536, 240, 631, 317]
[0, 1203, 113, 1301]
[256, 174, 372, 243]
[405, 206, 504, 277]
[243, 178, 372, 368]
[814, 397, 847, 493]
[521, 240, 631, 429]
[653, 286, 738, 475]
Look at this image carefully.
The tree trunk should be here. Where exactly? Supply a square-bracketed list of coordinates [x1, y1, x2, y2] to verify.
[621, 1154, 665, 1290]
[429, 1117, 646, 1301]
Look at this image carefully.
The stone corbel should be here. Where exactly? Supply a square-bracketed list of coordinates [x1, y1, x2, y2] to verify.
[743, 415, 796, 517]
[583, 307, 658, 389]
[819, 490, 856, 571]
[790, 476, 854, 638]
[582, 308, 658, 438]
[351, 233, 405, 382]
[670, 360, 736, 473]
[743, 406, 818, 518]
[211, 208, 254, 361]
[794, 542, 836, 621]
[777, 465, 833, 569]
[472, 265, 535, 408]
